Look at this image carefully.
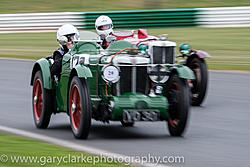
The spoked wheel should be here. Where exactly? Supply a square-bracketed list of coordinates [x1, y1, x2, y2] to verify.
[166, 74, 190, 136]
[188, 57, 208, 106]
[32, 71, 52, 129]
[69, 76, 91, 139]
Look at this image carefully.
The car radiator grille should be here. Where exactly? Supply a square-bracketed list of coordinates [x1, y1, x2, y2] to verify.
[118, 66, 149, 95]
[152, 46, 175, 64]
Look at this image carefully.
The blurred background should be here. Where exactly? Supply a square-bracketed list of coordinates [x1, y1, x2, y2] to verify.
[0, 0, 250, 71]
[0, 0, 250, 13]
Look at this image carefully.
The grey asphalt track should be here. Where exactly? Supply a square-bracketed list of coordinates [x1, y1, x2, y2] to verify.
[0, 59, 250, 167]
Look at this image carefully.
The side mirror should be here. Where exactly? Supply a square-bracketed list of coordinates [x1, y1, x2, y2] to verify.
[106, 35, 117, 43]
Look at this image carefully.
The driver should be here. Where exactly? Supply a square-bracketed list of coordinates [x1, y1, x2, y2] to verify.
[51, 24, 79, 82]
[95, 15, 114, 49]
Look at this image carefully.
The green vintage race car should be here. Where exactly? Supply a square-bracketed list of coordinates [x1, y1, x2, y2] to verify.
[30, 31, 194, 139]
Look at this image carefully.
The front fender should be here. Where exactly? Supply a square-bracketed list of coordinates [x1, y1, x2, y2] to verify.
[73, 64, 92, 78]
[193, 50, 211, 59]
[30, 58, 53, 89]
[170, 65, 195, 80]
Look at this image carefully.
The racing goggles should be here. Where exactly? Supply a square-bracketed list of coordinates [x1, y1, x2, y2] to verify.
[97, 24, 113, 30]
[64, 33, 77, 43]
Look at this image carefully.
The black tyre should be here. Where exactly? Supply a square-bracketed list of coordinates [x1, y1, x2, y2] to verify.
[166, 74, 190, 136]
[69, 76, 91, 139]
[187, 57, 208, 106]
[32, 71, 52, 129]
[121, 120, 134, 127]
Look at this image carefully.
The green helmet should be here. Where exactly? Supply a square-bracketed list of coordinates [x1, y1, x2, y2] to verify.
[179, 43, 191, 55]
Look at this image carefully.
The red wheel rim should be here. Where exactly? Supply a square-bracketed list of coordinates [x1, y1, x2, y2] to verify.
[168, 82, 181, 127]
[33, 79, 43, 120]
[70, 85, 82, 131]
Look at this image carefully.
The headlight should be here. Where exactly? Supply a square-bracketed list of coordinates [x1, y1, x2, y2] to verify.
[147, 65, 169, 83]
[102, 65, 120, 83]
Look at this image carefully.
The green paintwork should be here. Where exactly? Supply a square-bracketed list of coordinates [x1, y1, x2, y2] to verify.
[55, 51, 93, 112]
[87, 66, 98, 95]
[30, 58, 53, 89]
[107, 40, 134, 52]
[74, 65, 92, 78]
[71, 42, 100, 55]
[55, 53, 71, 111]
[111, 93, 168, 120]
[30, 33, 194, 121]
[171, 65, 195, 80]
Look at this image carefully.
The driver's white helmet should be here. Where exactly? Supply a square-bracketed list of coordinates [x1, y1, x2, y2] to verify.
[57, 24, 80, 49]
[95, 15, 113, 37]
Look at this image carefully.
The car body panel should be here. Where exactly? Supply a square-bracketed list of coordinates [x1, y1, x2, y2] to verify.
[194, 50, 211, 59]
[171, 65, 195, 80]
[31, 31, 194, 122]
[30, 58, 53, 89]
[111, 93, 168, 120]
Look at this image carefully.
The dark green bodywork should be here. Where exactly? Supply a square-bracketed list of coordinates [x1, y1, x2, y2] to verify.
[111, 93, 168, 120]
[31, 58, 53, 89]
[30, 40, 194, 121]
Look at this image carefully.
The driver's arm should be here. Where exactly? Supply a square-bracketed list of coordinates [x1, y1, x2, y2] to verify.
[50, 51, 63, 77]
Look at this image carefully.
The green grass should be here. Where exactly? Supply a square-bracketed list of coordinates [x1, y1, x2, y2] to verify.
[0, 0, 249, 14]
[0, 27, 249, 71]
[0, 32, 57, 60]
[148, 27, 250, 71]
[0, 132, 129, 167]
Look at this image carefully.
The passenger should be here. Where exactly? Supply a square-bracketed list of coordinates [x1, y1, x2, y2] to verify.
[51, 24, 79, 82]
[95, 15, 114, 49]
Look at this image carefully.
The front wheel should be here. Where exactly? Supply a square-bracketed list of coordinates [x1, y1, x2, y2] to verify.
[32, 71, 52, 129]
[166, 74, 190, 136]
[187, 57, 208, 106]
[69, 76, 91, 139]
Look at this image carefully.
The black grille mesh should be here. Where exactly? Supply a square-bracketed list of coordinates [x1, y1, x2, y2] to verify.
[136, 66, 148, 94]
[120, 66, 132, 94]
[152, 46, 175, 64]
[119, 66, 149, 95]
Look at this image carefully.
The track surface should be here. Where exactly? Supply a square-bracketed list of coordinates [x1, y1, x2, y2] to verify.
[0, 59, 250, 167]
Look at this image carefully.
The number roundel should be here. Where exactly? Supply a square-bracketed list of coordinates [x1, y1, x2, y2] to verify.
[101, 64, 120, 83]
